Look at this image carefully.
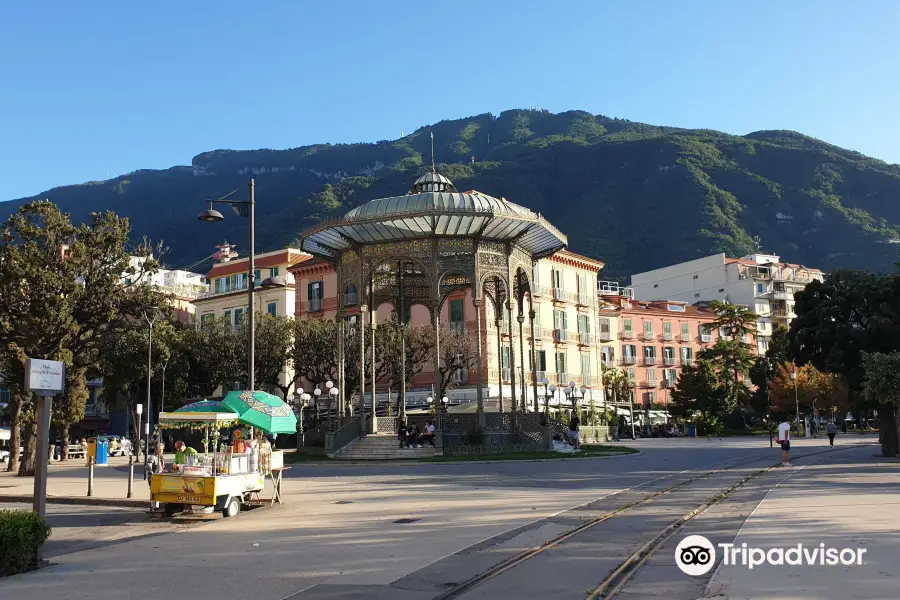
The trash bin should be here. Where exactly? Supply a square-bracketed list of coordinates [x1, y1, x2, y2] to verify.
[95, 440, 109, 466]
[688, 425, 696, 438]
[87, 438, 98, 465]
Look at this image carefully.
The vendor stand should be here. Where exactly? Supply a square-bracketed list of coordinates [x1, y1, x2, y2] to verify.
[152, 392, 296, 518]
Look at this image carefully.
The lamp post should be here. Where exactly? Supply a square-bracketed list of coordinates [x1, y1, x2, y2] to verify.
[135, 403, 144, 472]
[426, 395, 434, 415]
[314, 386, 322, 426]
[325, 381, 334, 429]
[541, 377, 549, 415]
[580, 385, 588, 421]
[143, 309, 158, 459]
[159, 355, 169, 443]
[547, 383, 556, 419]
[329, 387, 339, 427]
[791, 370, 800, 436]
[198, 179, 257, 393]
[441, 396, 449, 413]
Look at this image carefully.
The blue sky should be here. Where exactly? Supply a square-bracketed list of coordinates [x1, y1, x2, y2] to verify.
[1, 0, 898, 201]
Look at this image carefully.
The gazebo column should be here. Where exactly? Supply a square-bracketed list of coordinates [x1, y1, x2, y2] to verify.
[370, 305, 376, 434]
[359, 305, 366, 436]
[530, 307, 539, 413]
[517, 312, 526, 413]
[432, 301, 441, 401]
[473, 298, 484, 414]
[495, 308, 504, 413]
[506, 301, 517, 413]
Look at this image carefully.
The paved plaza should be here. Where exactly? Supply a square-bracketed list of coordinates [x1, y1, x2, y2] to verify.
[0, 435, 895, 600]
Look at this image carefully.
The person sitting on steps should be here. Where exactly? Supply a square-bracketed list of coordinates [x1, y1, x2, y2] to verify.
[398, 424, 410, 448]
[420, 420, 436, 447]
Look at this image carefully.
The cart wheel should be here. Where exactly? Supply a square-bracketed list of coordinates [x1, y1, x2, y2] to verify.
[223, 497, 241, 518]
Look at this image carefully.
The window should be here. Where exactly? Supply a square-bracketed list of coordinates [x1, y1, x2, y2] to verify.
[222, 309, 232, 326]
[532, 263, 539, 285]
[647, 368, 657, 383]
[308, 281, 323, 312]
[267, 302, 277, 316]
[681, 322, 689, 337]
[626, 367, 635, 381]
[624, 319, 633, 335]
[647, 391, 656, 405]
[756, 303, 767, 314]
[693, 274, 699, 280]
[663, 346, 675, 360]
[599, 318, 610, 335]
[501, 346, 511, 380]
[450, 298, 464, 332]
[577, 314, 591, 334]
[215, 277, 227, 293]
[643, 346, 657, 359]
[643, 320, 653, 336]
[270, 267, 279, 278]
[232, 307, 244, 329]
[533, 309, 541, 330]
[553, 309, 567, 332]
[757, 283, 765, 294]
[624, 344, 637, 358]
[680, 347, 693, 362]
[601, 346, 615, 363]
[663, 321, 672, 339]
[200, 313, 214, 326]
[581, 354, 591, 384]
[533, 350, 547, 373]
[254, 269, 261, 286]
[555, 351, 566, 375]
[667, 304, 685, 312]
[552, 269, 562, 291]
[344, 283, 359, 306]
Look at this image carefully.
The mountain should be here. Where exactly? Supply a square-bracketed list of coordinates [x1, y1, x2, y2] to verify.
[5, 109, 900, 280]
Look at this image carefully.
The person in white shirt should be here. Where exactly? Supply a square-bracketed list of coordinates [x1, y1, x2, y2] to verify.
[776, 419, 791, 466]
[420, 420, 436, 447]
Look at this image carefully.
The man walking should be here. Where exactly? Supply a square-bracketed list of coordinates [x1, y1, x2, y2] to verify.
[776, 418, 791, 466]
[826, 420, 836, 446]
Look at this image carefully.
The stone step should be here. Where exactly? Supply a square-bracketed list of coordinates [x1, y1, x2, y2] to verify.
[335, 435, 437, 460]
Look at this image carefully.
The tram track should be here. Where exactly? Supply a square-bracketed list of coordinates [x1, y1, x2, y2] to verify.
[433, 444, 865, 600]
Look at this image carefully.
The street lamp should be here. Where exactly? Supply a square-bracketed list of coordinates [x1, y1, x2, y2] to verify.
[143, 309, 158, 458]
[426, 395, 434, 415]
[541, 377, 549, 414]
[314, 386, 322, 424]
[329, 387, 339, 427]
[441, 396, 449, 413]
[159, 355, 169, 444]
[198, 179, 257, 392]
[135, 403, 144, 472]
[791, 370, 801, 436]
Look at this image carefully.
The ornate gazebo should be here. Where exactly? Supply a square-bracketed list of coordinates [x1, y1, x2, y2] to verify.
[298, 171, 567, 430]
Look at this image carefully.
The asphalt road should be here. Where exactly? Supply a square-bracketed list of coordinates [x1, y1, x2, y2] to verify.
[0, 436, 886, 600]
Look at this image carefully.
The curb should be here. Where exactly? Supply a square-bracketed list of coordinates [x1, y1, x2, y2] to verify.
[0, 494, 148, 509]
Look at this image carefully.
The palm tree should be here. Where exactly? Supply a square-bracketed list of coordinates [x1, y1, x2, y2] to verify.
[603, 366, 634, 438]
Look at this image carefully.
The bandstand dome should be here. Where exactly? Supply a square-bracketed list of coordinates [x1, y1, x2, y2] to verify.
[299, 172, 567, 259]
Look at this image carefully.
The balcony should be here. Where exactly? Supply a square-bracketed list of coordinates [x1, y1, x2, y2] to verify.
[663, 357, 678, 366]
[577, 332, 595, 345]
[555, 372, 570, 385]
[622, 356, 637, 365]
[772, 291, 792, 301]
[700, 334, 713, 343]
[662, 379, 675, 388]
[679, 333, 693, 342]
[643, 356, 659, 365]
[640, 380, 656, 389]
[621, 330, 634, 339]
[682, 357, 694, 366]
[552, 288, 577, 303]
[202, 280, 250, 298]
[640, 332, 655, 341]
[576, 293, 594, 307]
[598, 330, 613, 342]
[553, 329, 569, 344]
[533, 284, 553, 297]
[663, 332, 674, 341]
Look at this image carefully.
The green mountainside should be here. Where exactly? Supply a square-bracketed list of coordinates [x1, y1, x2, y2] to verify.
[5, 109, 900, 279]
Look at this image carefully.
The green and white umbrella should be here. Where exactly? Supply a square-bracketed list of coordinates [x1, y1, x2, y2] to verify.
[221, 390, 297, 434]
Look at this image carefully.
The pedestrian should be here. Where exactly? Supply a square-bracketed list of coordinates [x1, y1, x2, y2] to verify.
[826, 420, 836, 446]
[810, 418, 818, 439]
[776, 418, 791, 466]
[568, 413, 581, 449]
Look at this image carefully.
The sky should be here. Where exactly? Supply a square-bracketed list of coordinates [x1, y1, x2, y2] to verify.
[1, 0, 898, 201]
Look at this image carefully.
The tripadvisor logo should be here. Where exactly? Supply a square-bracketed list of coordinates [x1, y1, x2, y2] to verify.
[675, 535, 868, 575]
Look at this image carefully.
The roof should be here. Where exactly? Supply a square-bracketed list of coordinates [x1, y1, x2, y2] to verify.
[609, 298, 717, 319]
[207, 248, 311, 278]
[298, 173, 567, 260]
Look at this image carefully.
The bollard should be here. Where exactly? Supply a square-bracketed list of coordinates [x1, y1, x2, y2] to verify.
[87, 456, 95, 497]
[127, 456, 134, 499]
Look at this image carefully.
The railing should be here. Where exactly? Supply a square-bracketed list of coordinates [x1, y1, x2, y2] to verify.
[576, 293, 594, 307]
[502, 367, 512, 382]
[663, 357, 677, 366]
[639, 380, 654, 388]
[533, 284, 552, 297]
[555, 372, 569, 385]
[663, 332, 674, 341]
[516, 413, 549, 449]
[622, 356, 637, 365]
[598, 330, 613, 341]
[644, 356, 659, 365]
[326, 415, 362, 455]
[700, 334, 713, 342]
[662, 379, 675, 388]
[553, 329, 570, 343]
[577, 332, 595, 345]
[300, 422, 330, 447]
[772, 291, 792, 301]
[680, 333, 693, 342]
[621, 330, 634, 339]
[300, 297, 338, 313]
[640, 332, 655, 341]
[375, 416, 398, 434]
[202, 280, 249, 298]
[553, 288, 578, 303]
[540, 327, 555, 340]
[682, 358, 694, 366]
[598, 281, 634, 298]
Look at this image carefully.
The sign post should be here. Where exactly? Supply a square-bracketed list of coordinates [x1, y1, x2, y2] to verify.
[25, 358, 65, 564]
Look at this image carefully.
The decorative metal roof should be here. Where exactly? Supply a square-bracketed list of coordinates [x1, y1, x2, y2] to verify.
[298, 173, 567, 259]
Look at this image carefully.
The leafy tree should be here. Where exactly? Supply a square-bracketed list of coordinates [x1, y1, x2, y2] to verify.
[50, 368, 89, 460]
[861, 352, 900, 457]
[671, 359, 728, 419]
[748, 326, 790, 414]
[602, 366, 632, 431]
[768, 362, 849, 420]
[243, 314, 295, 399]
[699, 300, 758, 411]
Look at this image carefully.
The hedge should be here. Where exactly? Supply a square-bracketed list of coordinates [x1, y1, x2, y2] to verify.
[0, 510, 51, 576]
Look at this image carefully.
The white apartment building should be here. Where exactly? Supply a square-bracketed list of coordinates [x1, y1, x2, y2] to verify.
[126, 256, 208, 322]
[629, 253, 824, 353]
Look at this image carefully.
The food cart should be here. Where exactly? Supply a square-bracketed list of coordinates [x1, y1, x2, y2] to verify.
[152, 392, 295, 518]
